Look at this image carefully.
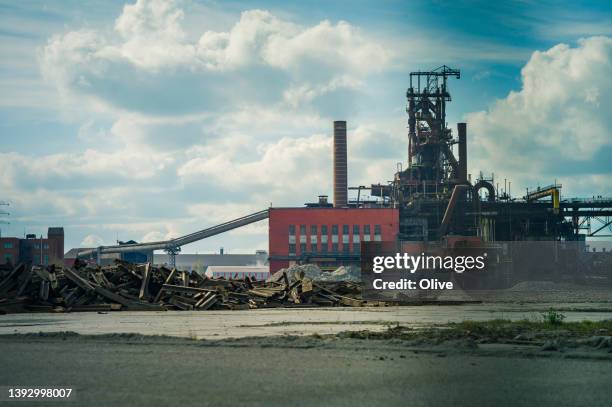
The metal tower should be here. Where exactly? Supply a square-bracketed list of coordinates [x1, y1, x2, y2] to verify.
[406, 65, 461, 187]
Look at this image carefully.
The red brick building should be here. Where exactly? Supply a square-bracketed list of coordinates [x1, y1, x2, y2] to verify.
[268, 207, 399, 272]
[0, 227, 64, 266]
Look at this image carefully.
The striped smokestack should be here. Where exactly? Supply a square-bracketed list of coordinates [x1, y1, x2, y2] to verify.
[333, 120, 348, 208]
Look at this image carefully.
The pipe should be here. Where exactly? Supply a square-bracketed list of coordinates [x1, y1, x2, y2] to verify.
[439, 185, 470, 237]
[77, 209, 269, 258]
[458, 122, 467, 183]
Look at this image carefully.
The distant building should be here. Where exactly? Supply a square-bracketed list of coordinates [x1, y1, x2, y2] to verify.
[117, 240, 153, 264]
[64, 241, 152, 268]
[268, 207, 399, 272]
[205, 265, 269, 281]
[154, 251, 268, 273]
[0, 227, 64, 266]
[64, 248, 120, 267]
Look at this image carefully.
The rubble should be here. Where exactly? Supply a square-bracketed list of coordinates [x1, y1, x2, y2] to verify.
[266, 264, 360, 284]
[0, 261, 377, 314]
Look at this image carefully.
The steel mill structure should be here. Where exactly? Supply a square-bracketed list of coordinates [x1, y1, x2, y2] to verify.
[78, 65, 612, 277]
[370, 65, 612, 244]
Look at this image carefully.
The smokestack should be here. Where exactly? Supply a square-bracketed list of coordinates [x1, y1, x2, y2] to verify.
[458, 123, 467, 183]
[333, 120, 348, 208]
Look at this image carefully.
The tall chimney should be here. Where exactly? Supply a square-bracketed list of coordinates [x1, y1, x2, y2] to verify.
[458, 122, 467, 183]
[333, 120, 348, 207]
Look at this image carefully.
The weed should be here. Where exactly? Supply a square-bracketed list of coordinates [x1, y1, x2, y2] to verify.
[541, 308, 566, 325]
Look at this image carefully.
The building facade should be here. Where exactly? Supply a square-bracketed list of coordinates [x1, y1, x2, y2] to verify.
[269, 207, 399, 272]
[0, 227, 64, 266]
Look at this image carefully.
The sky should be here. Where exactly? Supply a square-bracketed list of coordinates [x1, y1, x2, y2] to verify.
[1, 0, 611, 253]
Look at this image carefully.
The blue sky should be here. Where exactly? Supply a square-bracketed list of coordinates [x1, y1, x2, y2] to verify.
[1, 0, 611, 252]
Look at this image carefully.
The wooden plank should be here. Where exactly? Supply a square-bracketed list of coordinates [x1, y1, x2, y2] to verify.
[162, 284, 215, 295]
[195, 292, 217, 310]
[93, 286, 132, 307]
[139, 262, 151, 301]
[39, 280, 50, 301]
[153, 267, 176, 303]
[302, 279, 313, 293]
[16, 269, 33, 297]
[63, 268, 95, 291]
[0, 263, 25, 294]
[182, 271, 189, 287]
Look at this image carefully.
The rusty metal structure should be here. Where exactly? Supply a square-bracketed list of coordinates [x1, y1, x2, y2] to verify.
[368, 65, 612, 244]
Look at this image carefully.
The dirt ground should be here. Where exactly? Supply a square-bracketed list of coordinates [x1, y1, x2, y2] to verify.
[3, 302, 612, 339]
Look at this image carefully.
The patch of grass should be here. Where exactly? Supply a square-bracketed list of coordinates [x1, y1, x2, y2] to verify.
[451, 318, 612, 336]
[336, 318, 612, 343]
[239, 320, 393, 328]
[541, 308, 566, 325]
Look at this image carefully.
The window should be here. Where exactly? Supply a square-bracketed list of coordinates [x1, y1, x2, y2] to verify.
[374, 225, 381, 235]
[289, 244, 296, 255]
[343, 244, 350, 253]
[332, 243, 339, 252]
[289, 224, 296, 243]
[353, 243, 360, 253]
[342, 235, 349, 244]
[311, 243, 317, 253]
[4, 254, 12, 263]
[44, 255, 49, 265]
[353, 225, 360, 234]
[332, 225, 338, 235]
[321, 243, 328, 253]
[43, 244, 49, 249]
[300, 243, 307, 253]
[3, 243, 12, 249]
[34, 244, 40, 249]
[364, 225, 371, 235]
[300, 225, 306, 234]
[311, 225, 317, 235]
[321, 225, 328, 235]
[342, 225, 349, 234]
[310, 234, 317, 244]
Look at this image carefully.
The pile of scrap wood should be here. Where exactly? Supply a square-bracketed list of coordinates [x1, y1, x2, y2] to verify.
[0, 260, 377, 314]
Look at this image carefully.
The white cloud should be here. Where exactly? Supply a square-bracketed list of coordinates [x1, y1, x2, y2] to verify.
[141, 230, 168, 243]
[0, 148, 172, 188]
[466, 36, 612, 196]
[80, 234, 105, 247]
[30, 0, 391, 246]
[39, 2, 389, 116]
[178, 133, 332, 197]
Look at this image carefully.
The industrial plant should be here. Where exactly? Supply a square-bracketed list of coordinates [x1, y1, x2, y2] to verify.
[46, 65, 608, 284]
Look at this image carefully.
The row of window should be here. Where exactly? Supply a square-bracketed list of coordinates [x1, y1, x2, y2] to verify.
[289, 224, 382, 236]
[288, 238, 380, 255]
[2, 243, 50, 250]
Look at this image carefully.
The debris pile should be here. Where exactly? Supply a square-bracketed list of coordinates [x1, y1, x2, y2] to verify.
[267, 264, 360, 283]
[0, 261, 373, 314]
